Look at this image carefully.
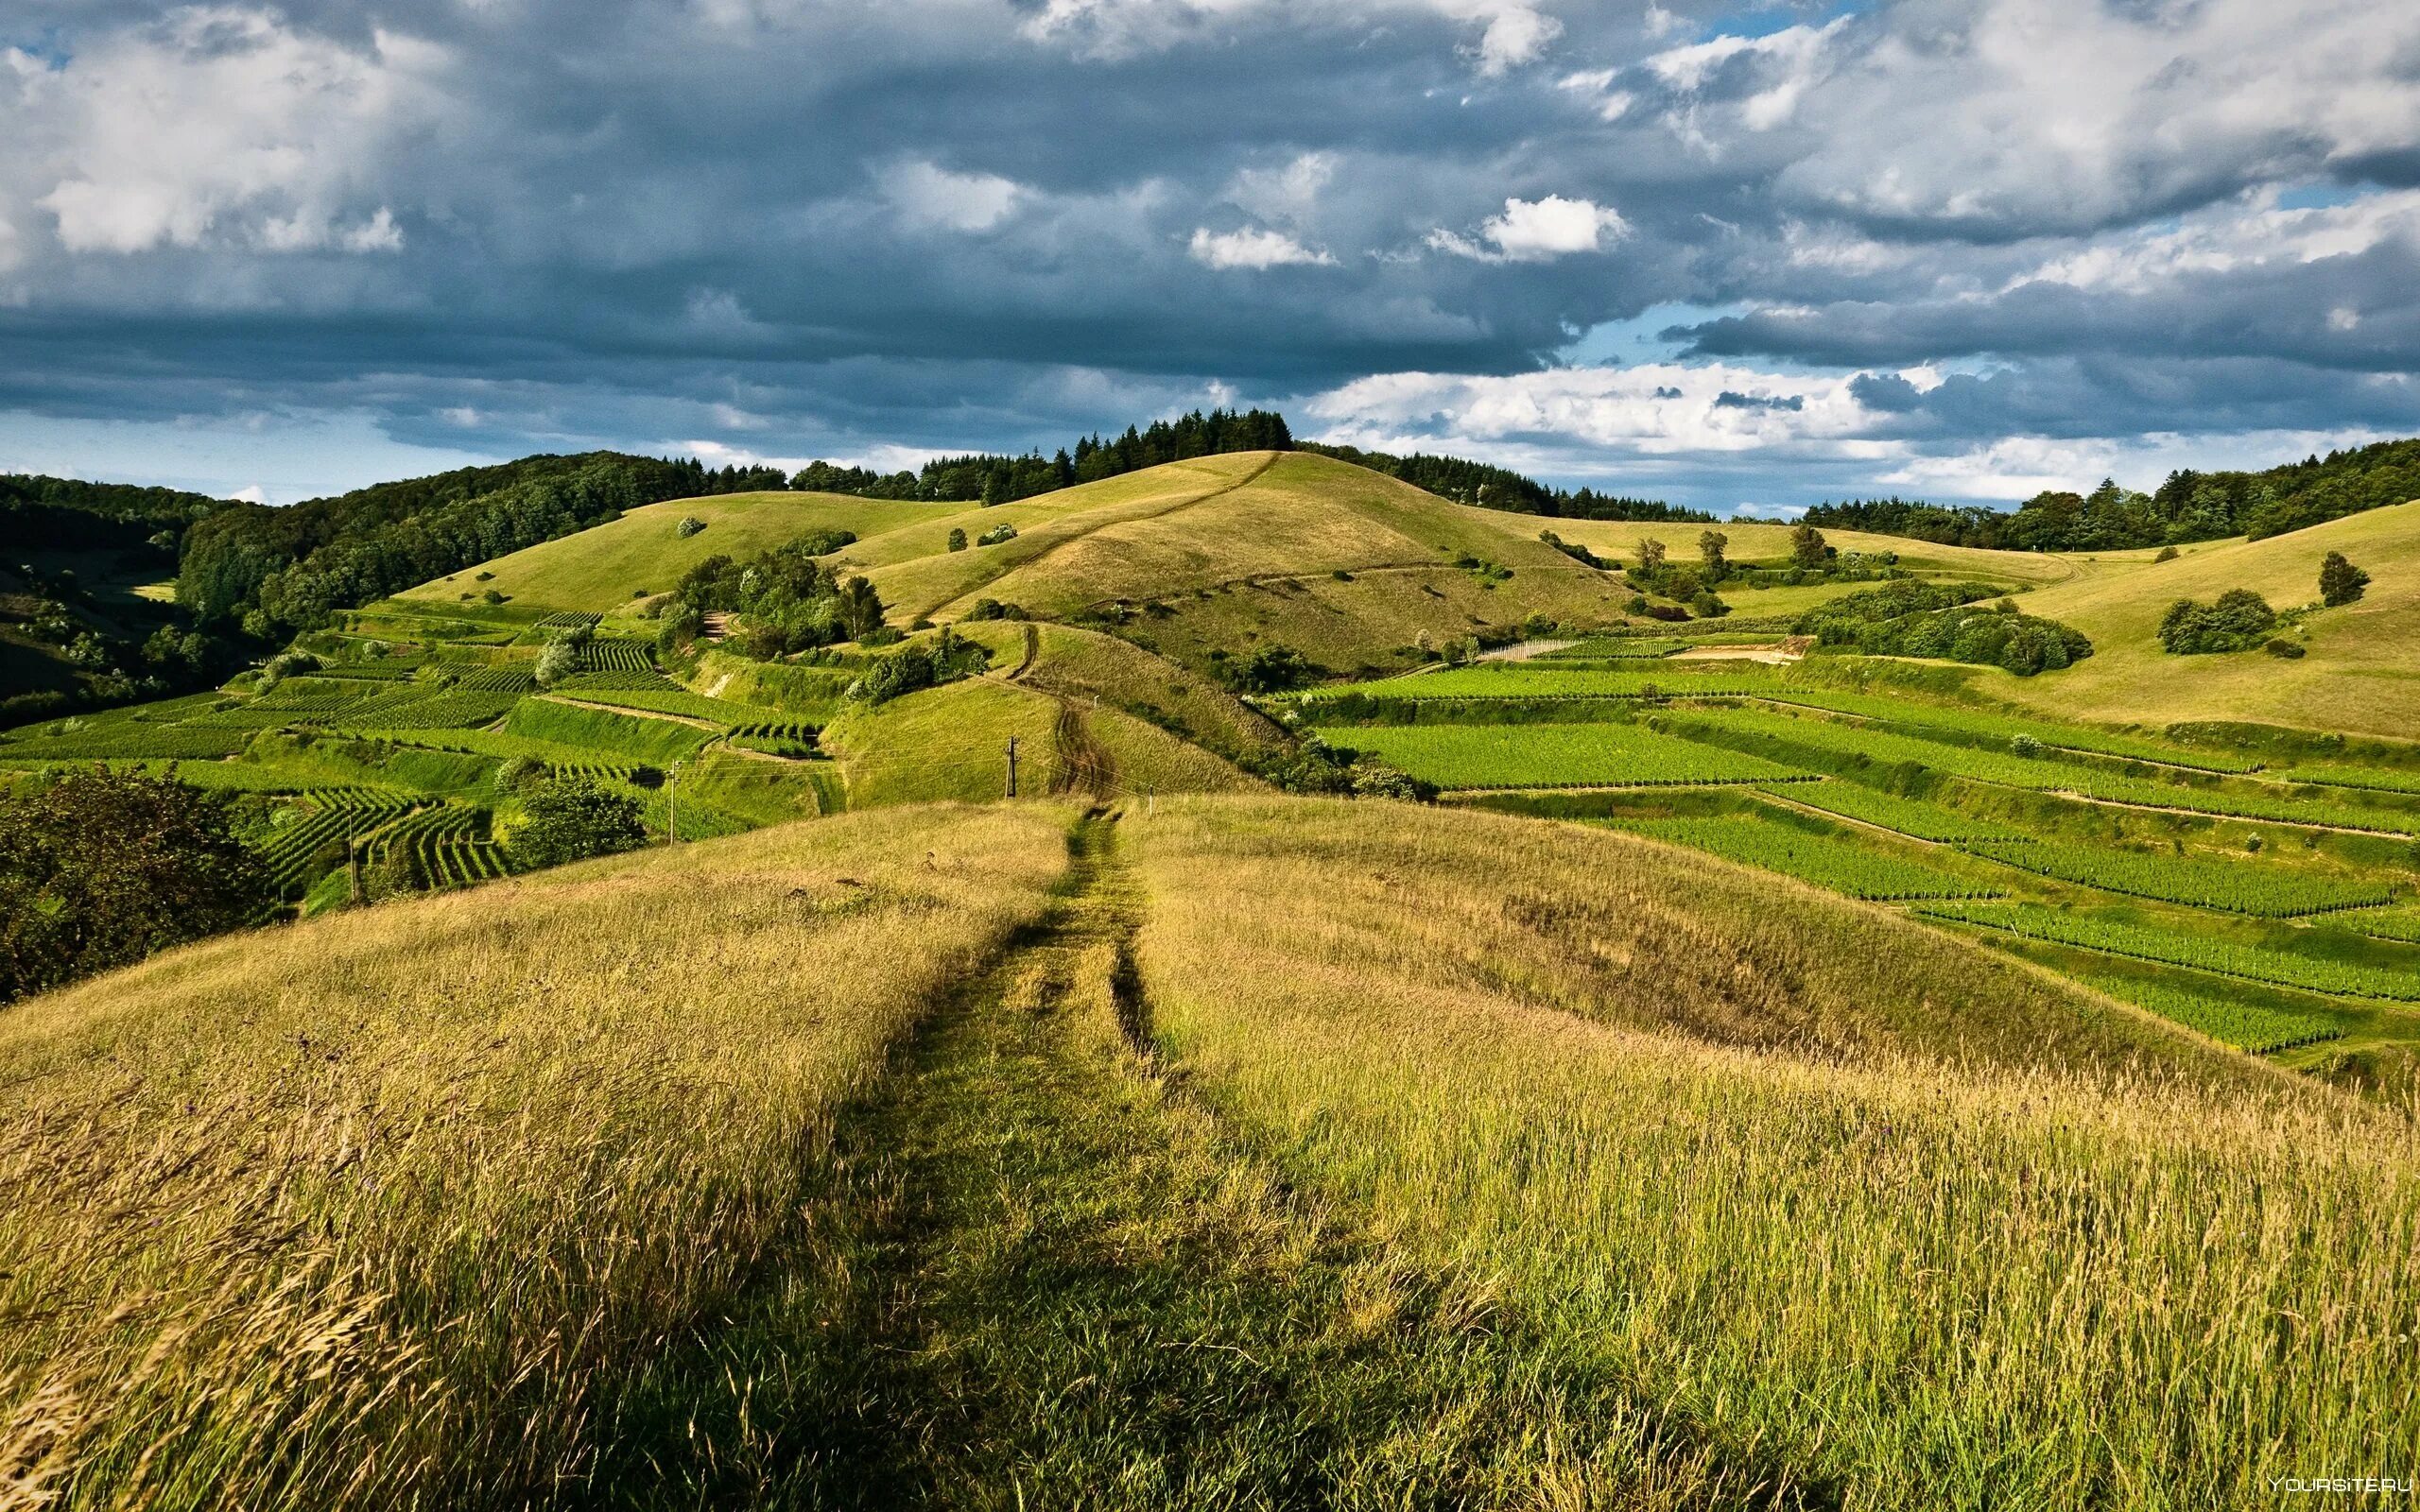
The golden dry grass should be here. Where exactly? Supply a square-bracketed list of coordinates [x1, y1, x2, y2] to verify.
[1127, 796, 2420, 1507]
[0, 803, 1074, 1509]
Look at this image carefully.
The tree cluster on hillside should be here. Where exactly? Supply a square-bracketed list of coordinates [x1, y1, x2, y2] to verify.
[848, 628, 990, 705]
[2158, 591, 2279, 655]
[791, 409, 1294, 506]
[509, 776, 647, 869]
[1294, 442, 1713, 523]
[1798, 580, 2092, 676]
[1804, 437, 2420, 550]
[651, 530, 872, 659]
[178, 452, 731, 636]
[0, 767, 271, 1003]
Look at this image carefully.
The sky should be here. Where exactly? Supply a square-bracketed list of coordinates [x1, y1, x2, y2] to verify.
[4, 0, 2420, 514]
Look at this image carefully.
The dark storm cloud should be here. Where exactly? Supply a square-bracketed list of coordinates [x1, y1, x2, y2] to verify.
[4, 0, 2420, 507]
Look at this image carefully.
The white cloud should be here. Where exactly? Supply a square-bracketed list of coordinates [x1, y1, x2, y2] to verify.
[1222, 152, 1335, 226]
[881, 159, 1023, 232]
[17, 9, 439, 256]
[1644, 18, 1843, 135]
[1430, 195, 1627, 262]
[1469, 7, 1561, 77]
[2006, 188, 2420, 295]
[1187, 225, 1335, 269]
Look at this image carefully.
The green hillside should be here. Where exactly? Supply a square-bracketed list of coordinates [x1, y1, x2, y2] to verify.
[1988, 500, 2420, 736]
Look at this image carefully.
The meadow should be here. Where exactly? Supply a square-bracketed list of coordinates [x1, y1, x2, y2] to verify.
[1319, 721, 1811, 788]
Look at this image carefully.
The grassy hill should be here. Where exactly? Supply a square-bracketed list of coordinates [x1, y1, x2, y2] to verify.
[392, 491, 968, 616]
[1985, 500, 2420, 737]
[2, 795, 2406, 1507]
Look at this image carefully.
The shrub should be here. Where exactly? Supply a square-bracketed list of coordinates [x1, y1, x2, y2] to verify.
[1220, 644, 1315, 694]
[495, 755, 542, 790]
[2011, 733, 2043, 757]
[1688, 591, 1730, 619]
[0, 768, 272, 1002]
[675, 516, 707, 539]
[976, 524, 1019, 547]
[2319, 551, 2370, 607]
[2154, 545, 2180, 562]
[482, 589, 505, 605]
[946, 528, 968, 552]
[849, 627, 987, 705]
[510, 777, 646, 868]
[2265, 637, 2308, 659]
[533, 638, 580, 687]
[2159, 589, 2276, 654]
[965, 598, 1027, 622]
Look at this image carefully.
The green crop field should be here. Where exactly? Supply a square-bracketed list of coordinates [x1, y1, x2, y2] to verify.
[1664, 706, 2417, 833]
[1961, 838, 2398, 918]
[1318, 721, 1812, 788]
[1761, 780, 2031, 841]
[1919, 902, 2420, 1000]
[1612, 814, 2002, 901]
[1302, 664, 1786, 701]
[2079, 975, 2344, 1054]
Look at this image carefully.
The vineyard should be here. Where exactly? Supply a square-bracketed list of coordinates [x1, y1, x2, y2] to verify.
[1538, 638, 1688, 660]
[1961, 840, 2397, 918]
[1321, 722, 1813, 789]
[1761, 782, 2029, 842]
[1299, 666, 1786, 701]
[1754, 689, 2265, 773]
[2080, 976, 2344, 1054]
[1661, 707, 2417, 833]
[1612, 814, 2002, 901]
[1917, 903, 2420, 1001]
[252, 789, 418, 892]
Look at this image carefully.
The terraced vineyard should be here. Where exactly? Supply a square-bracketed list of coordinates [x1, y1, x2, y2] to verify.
[1664, 707, 2417, 833]
[1538, 637, 1688, 660]
[1756, 689, 2267, 773]
[1611, 814, 2002, 901]
[1301, 666, 1786, 701]
[1918, 903, 2420, 1001]
[253, 789, 418, 892]
[1761, 782, 2030, 842]
[2080, 976, 2344, 1055]
[1962, 840, 2397, 918]
[1322, 722, 1812, 789]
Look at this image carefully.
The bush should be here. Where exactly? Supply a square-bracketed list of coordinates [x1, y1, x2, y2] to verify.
[964, 598, 1028, 622]
[2319, 551, 2370, 607]
[2154, 545, 2181, 562]
[0, 768, 272, 1002]
[946, 528, 968, 552]
[533, 638, 580, 687]
[1220, 644, 1315, 694]
[976, 524, 1019, 547]
[510, 777, 646, 868]
[495, 755, 542, 790]
[2265, 637, 2308, 659]
[675, 516, 707, 539]
[849, 627, 988, 705]
[2160, 589, 2277, 654]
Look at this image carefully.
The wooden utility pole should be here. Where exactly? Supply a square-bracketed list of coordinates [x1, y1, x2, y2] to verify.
[1006, 737, 1018, 799]
[666, 760, 683, 844]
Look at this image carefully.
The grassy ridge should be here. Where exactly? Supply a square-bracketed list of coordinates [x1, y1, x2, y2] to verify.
[0, 804, 1074, 1507]
[1128, 798, 2415, 1509]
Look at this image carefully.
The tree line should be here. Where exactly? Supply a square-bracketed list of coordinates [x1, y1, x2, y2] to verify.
[1802, 437, 2420, 552]
[790, 408, 1296, 506]
[1293, 442, 1712, 523]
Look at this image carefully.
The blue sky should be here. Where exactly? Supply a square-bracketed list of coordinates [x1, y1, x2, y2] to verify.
[4, 0, 2419, 513]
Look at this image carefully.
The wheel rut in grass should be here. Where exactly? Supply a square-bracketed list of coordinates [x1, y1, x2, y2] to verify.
[769, 811, 1819, 1510]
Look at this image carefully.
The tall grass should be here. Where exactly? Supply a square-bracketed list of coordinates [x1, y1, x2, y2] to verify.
[0, 804, 1073, 1509]
[1129, 798, 2420, 1509]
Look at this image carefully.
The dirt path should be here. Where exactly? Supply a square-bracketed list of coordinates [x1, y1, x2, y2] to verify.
[600, 813, 1786, 1506]
[1046, 700, 1118, 799]
[535, 693, 725, 730]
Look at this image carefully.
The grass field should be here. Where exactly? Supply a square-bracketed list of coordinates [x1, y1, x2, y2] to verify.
[1319, 721, 1811, 788]
[392, 491, 968, 616]
[1992, 499, 2420, 738]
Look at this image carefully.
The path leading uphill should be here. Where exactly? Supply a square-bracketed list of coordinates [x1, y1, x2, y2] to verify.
[613, 811, 1798, 1509]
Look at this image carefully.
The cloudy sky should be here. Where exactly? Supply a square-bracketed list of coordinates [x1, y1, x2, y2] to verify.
[5, 0, 2420, 512]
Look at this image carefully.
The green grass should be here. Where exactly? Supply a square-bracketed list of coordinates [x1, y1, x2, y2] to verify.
[1317, 721, 1812, 789]
[1961, 838, 2397, 918]
[1610, 813, 2003, 901]
[1304, 664, 1785, 701]
[2080, 975, 2344, 1054]
[499, 698, 716, 764]
[1919, 902, 2420, 1000]
[1761, 780, 2030, 841]
[391, 492, 966, 615]
[1665, 705, 2418, 833]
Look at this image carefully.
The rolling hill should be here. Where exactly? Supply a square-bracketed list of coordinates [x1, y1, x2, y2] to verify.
[9, 794, 2403, 1510]
[8, 442, 2420, 1507]
[1988, 499, 2420, 737]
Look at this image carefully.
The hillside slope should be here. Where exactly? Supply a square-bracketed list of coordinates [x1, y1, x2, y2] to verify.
[2, 796, 2403, 1508]
[1988, 500, 2420, 736]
